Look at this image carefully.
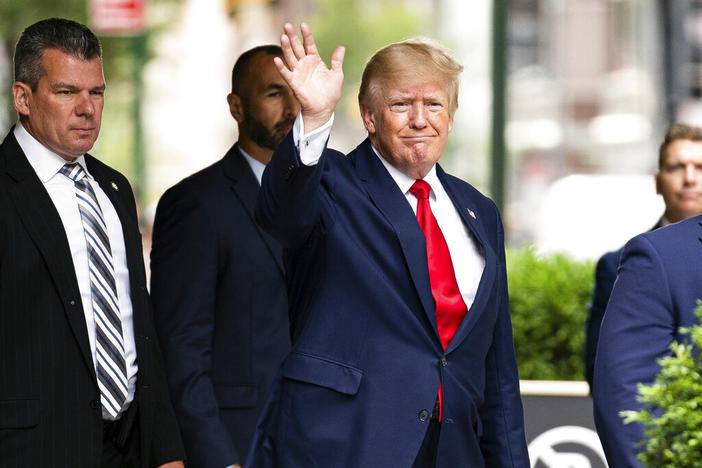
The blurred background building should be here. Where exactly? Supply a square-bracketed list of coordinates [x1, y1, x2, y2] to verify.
[2, 0, 702, 261]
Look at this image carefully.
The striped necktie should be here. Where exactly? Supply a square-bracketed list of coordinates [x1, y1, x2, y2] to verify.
[60, 163, 128, 419]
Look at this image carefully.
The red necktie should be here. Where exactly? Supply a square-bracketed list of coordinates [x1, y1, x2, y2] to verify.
[410, 179, 468, 419]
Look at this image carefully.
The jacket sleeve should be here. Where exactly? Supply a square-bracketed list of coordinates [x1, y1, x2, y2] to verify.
[113, 170, 186, 465]
[150, 184, 238, 467]
[255, 131, 341, 249]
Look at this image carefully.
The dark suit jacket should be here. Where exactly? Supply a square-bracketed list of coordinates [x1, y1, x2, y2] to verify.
[0, 129, 184, 467]
[150, 145, 290, 468]
[585, 247, 626, 389]
[593, 216, 702, 467]
[585, 221, 662, 389]
[247, 134, 529, 467]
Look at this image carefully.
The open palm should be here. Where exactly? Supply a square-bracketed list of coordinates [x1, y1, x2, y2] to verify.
[275, 23, 345, 131]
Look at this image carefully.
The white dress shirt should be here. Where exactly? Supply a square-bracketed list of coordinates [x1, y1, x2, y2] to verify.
[14, 123, 137, 420]
[293, 114, 485, 311]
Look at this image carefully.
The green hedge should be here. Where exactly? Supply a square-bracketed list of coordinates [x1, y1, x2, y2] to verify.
[621, 303, 702, 467]
[506, 246, 594, 381]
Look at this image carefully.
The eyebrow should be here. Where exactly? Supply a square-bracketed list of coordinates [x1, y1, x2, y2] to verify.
[51, 82, 106, 92]
[264, 83, 286, 92]
[384, 94, 411, 103]
[422, 93, 447, 102]
[384, 93, 447, 103]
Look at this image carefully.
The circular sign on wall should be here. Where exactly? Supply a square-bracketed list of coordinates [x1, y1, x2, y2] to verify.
[528, 425, 608, 468]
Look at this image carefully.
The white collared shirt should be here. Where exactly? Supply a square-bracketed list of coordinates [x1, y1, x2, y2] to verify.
[293, 114, 485, 311]
[14, 123, 137, 420]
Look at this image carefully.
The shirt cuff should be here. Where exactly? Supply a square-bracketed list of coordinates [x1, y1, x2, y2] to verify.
[293, 112, 334, 166]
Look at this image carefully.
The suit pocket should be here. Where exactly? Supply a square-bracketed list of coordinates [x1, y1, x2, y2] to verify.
[0, 398, 39, 429]
[281, 351, 363, 395]
[214, 384, 257, 409]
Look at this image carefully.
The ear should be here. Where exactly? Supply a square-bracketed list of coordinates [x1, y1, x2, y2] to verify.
[227, 93, 244, 123]
[13, 82, 32, 116]
[448, 112, 454, 133]
[359, 103, 376, 134]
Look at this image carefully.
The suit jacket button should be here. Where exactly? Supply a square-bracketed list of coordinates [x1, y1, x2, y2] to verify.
[90, 399, 100, 410]
[418, 410, 429, 422]
[440, 357, 448, 367]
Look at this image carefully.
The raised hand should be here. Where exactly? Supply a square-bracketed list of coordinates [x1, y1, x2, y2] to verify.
[274, 23, 345, 133]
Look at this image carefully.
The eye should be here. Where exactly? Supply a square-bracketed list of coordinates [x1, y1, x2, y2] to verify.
[90, 90, 105, 96]
[390, 102, 409, 112]
[426, 101, 444, 111]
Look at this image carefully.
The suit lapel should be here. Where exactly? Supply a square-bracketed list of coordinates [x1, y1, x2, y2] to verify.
[437, 166, 497, 353]
[85, 156, 145, 306]
[224, 145, 284, 275]
[354, 140, 438, 336]
[1, 131, 95, 376]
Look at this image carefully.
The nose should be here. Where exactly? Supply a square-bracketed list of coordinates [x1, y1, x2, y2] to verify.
[684, 163, 698, 185]
[75, 92, 94, 118]
[409, 102, 427, 129]
[284, 92, 301, 119]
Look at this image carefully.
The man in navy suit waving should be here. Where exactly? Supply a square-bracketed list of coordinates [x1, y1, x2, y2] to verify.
[248, 24, 529, 467]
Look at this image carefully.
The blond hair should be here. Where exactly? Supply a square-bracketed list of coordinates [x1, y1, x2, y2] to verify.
[358, 37, 463, 114]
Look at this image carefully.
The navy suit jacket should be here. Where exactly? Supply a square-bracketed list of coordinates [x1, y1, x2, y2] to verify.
[248, 134, 529, 467]
[593, 216, 702, 467]
[151, 145, 290, 467]
[0, 129, 184, 467]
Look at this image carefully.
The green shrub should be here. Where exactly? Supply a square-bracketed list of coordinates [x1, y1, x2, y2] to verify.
[506, 246, 594, 381]
[621, 303, 702, 467]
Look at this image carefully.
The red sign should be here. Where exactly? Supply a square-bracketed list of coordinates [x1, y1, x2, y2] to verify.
[90, 0, 146, 35]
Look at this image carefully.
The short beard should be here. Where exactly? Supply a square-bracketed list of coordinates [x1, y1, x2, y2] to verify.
[240, 109, 291, 151]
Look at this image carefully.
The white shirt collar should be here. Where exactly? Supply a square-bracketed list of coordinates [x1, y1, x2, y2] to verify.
[370, 144, 439, 199]
[238, 145, 266, 185]
[14, 122, 91, 183]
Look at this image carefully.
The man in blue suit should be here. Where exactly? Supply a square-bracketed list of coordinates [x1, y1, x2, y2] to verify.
[150, 45, 298, 468]
[247, 24, 529, 467]
[594, 172, 702, 462]
[585, 124, 702, 391]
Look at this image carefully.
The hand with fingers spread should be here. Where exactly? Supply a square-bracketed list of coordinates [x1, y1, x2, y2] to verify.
[274, 22, 345, 133]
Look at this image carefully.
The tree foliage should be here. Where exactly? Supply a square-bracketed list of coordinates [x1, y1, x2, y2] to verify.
[621, 303, 702, 467]
[507, 246, 594, 381]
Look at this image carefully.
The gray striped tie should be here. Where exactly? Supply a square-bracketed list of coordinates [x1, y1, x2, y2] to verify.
[61, 163, 128, 419]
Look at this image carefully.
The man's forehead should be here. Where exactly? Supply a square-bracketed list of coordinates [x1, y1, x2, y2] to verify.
[380, 80, 449, 98]
[41, 48, 102, 66]
[40, 49, 104, 78]
[665, 139, 702, 163]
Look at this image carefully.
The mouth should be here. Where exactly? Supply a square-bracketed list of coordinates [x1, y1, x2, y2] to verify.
[276, 121, 295, 134]
[72, 128, 95, 135]
[402, 136, 434, 143]
[679, 192, 701, 201]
